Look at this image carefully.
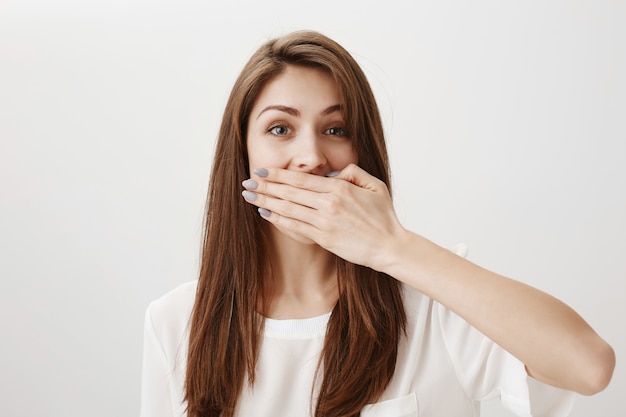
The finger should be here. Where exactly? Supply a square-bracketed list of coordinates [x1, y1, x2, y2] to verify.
[252, 167, 336, 192]
[242, 189, 320, 227]
[256, 205, 322, 241]
[245, 179, 323, 209]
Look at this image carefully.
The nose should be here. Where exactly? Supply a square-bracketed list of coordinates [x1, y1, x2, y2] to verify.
[290, 129, 327, 174]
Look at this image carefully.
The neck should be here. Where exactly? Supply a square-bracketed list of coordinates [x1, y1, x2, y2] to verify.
[261, 226, 338, 319]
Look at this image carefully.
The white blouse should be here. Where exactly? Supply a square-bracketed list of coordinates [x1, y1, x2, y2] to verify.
[140, 280, 574, 417]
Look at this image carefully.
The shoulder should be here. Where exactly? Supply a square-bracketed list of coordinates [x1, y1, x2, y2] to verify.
[399, 282, 435, 320]
[399, 282, 475, 347]
[145, 280, 198, 348]
[147, 280, 197, 319]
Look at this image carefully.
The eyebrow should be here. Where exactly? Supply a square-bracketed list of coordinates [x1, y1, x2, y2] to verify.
[256, 104, 342, 119]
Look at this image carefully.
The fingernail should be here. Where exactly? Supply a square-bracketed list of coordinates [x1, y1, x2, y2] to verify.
[242, 190, 257, 201]
[325, 171, 340, 177]
[254, 168, 269, 178]
[258, 208, 271, 217]
[242, 179, 258, 190]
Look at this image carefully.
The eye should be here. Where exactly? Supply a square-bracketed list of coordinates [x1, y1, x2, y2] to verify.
[324, 126, 349, 137]
[268, 124, 292, 136]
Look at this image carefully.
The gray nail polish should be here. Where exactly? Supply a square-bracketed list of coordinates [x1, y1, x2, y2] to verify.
[242, 179, 258, 190]
[254, 168, 269, 177]
[258, 208, 271, 217]
[325, 171, 340, 177]
[242, 190, 257, 201]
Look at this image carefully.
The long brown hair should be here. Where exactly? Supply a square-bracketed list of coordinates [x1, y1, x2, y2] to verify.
[185, 30, 406, 417]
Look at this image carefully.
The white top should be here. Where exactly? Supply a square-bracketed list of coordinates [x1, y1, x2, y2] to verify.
[140, 281, 575, 417]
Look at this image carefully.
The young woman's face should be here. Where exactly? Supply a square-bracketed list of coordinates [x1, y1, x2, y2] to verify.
[246, 65, 358, 178]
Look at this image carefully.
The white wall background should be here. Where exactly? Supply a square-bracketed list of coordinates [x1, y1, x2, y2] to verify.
[1, 1, 624, 416]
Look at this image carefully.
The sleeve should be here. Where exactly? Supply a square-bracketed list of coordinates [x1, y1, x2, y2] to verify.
[437, 302, 575, 417]
[140, 302, 178, 417]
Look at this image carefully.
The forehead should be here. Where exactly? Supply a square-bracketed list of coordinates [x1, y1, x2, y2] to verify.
[251, 65, 342, 113]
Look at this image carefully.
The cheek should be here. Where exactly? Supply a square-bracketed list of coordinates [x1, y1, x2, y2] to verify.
[246, 138, 287, 168]
[329, 143, 358, 167]
[350, 147, 358, 164]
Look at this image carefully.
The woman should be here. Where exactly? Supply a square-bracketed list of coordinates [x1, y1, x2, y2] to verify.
[140, 31, 614, 417]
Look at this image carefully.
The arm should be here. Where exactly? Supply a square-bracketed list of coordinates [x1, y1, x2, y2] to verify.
[381, 229, 614, 395]
[243, 164, 615, 395]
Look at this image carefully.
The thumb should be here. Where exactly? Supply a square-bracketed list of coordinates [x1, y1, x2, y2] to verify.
[328, 164, 384, 192]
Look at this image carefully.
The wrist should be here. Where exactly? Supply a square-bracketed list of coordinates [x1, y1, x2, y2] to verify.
[373, 227, 419, 277]
[376, 229, 455, 293]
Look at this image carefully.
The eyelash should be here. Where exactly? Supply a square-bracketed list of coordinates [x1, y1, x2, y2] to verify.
[324, 126, 349, 137]
[267, 124, 292, 136]
[266, 124, 349, 138]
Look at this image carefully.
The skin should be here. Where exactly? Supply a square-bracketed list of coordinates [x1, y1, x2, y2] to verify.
[243, 65, 615, 395]
[245, 65, 356, 319]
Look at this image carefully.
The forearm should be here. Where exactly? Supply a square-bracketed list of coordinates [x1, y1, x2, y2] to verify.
[379, 230, 615, 395]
